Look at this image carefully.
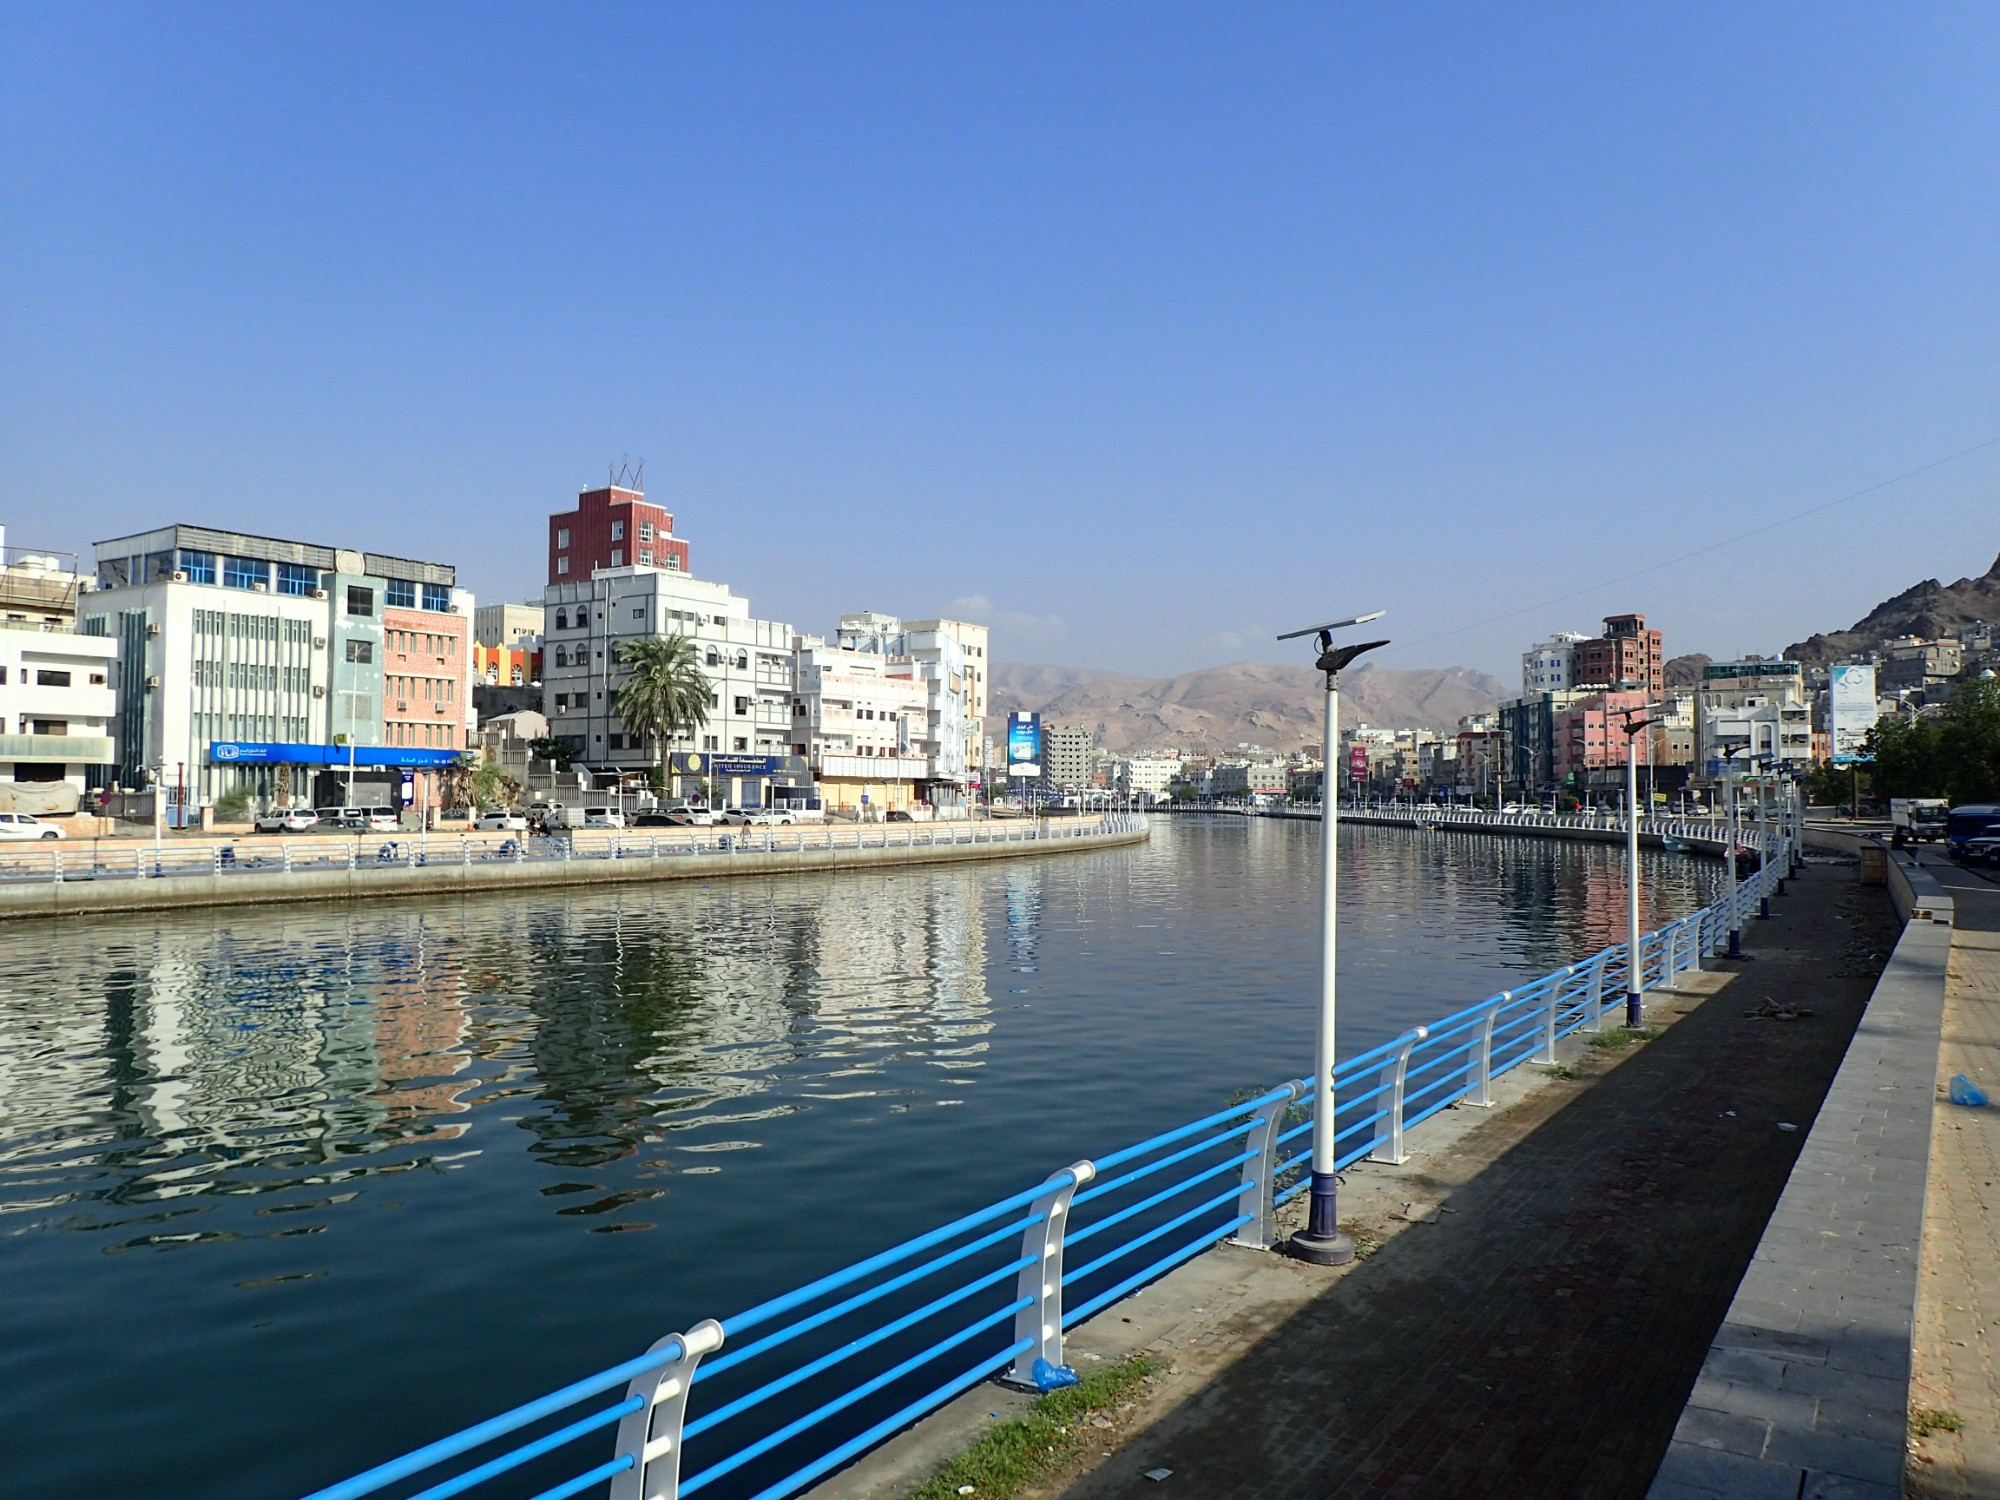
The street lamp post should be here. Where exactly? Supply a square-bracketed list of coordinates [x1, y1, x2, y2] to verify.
[1616, 702, 1666, 1027]
[1276, 610, 1388, 1267]
[1722, 745, 1747, 960]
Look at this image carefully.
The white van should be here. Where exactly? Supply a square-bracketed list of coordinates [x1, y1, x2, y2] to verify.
[314, 806, 401, 832]
[548, 805, 625, 831]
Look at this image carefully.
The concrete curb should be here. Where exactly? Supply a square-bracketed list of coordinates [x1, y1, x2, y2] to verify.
[0, 825, 1151, 923]
[1648, 873, 1952, 1499]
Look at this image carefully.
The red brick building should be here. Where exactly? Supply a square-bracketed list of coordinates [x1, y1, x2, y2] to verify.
[1570, 612, 1664, 699]
[546, 485, 690, 584]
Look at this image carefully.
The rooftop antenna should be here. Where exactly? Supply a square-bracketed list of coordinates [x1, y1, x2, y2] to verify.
[609, 455, 645, 492]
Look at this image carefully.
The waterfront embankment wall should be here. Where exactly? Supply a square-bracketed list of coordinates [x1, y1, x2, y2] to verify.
[0, 819, 1149, 923]
[1214, 803, 1740, 858]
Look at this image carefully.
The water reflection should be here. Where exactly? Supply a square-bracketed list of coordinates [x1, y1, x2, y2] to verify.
[0, 820, 1713, 1499]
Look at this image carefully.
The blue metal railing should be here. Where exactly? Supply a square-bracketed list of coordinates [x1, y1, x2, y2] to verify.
[298, 823, 1792, 1500]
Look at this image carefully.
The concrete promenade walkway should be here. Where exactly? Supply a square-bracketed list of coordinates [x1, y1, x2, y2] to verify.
[1908, 851, 2000, 1497]
[1024, 859, 1897, 1500]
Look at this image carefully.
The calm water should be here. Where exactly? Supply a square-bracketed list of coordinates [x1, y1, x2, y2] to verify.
[0, 818, 1714, 1498]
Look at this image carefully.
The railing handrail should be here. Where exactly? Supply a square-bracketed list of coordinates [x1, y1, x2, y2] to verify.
[293, 817, 1794, 1500]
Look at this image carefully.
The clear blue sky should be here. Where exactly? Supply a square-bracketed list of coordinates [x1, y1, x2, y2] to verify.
[5, 5, 1998, 682]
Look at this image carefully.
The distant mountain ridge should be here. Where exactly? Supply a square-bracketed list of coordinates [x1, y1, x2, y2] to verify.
[1785, 551, 2000, 668]
[988, 659, 1508, 755]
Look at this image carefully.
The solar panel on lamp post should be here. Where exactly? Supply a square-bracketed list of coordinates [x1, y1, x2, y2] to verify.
[1275, 611, 1388, 1266]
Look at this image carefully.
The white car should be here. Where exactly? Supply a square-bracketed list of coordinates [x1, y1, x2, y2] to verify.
[580, 808, 625, 830]
[476, 810, 529, 832]
[0, 812, 63, 840]
[254, 810, 319, 833]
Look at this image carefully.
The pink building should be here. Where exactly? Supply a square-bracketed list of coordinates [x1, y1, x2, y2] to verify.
[383, 605, 472, 807]
[1551, 690, 1650, 788]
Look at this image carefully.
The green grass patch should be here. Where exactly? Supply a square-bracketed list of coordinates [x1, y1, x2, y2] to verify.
[1541, 1064, 1579, 1080]
[1588, 1026, 1664, 1051]
[1910, 1406, 1963, 1438]
[909, 1355, 1160, 1500]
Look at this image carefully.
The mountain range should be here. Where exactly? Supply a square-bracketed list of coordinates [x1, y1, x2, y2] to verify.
[987, 659, 1508, 755]
[1783, 551, 2000, 668]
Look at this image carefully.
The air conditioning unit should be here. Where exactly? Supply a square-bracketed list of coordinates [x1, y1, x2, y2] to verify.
[396, 701, 409, 713]
[252, 582, 268, 592]
[145, 675, 160, 689]
[434, 704, 449, 714]
[311, 588, 328, 600]
[146, 623, 161, 636]
[312, 685, 326, 699]
[313, 637, 326, 649]
[171, 570, 188, 583]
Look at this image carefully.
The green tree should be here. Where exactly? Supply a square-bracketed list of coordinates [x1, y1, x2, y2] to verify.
[1864, 678, 2000, 804]
[468, 754, 520, 808]
[613, 634, 712, 788]
[1806, 758, 1870, 811]
[528, 735, 580, 770]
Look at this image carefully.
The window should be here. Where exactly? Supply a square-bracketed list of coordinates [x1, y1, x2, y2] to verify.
[178, 550, 217, 584]
[556, 527, 570, 549]
[609, 549, 623, 567]
[734, 738, 748, 752]
[633, 607, 644, 619]
[346, 585, 374, 616]
[385, 579, 416, 609]
[97, 558, 131, 589]
[143, 551, 175, 583]
[223, 556, 267, 590]
[638, 550, 653, 565]
[706, 648, 720, 666]
[735, 697, 750, 715]
[555, 609, 568, 629]
[422, 582, 450, 612]
[345, 639, 373, 663]
[556, 558, 570, 575]
[610, 520, 625, 541]
[35, 669, 71, 687]
[275, 562, 319, 596]
[553, 693, 567, 710]
[703, 735, 719, 751]
[638, 521, 654, 543]
[575, 607, 588, 627]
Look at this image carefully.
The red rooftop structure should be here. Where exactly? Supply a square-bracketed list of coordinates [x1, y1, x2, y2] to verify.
[546, 486, 690, 585]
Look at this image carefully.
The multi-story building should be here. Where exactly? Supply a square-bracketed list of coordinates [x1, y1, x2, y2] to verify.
[1571, 613, 1665, 699]
[794, 637, 930, 815]
[1877, 637, 1963, 697]
[834, 612, 980, 810]
[1550, 690, 1651, 798]
[0, 535, 116, 811]
[1522, 632, 1591, 696]
[541, 566, 802, 807]
[546, 485, 690, 584]
[88, 525, 474, 815]
[903, 617, 989, 787]
[1694, 658, 1812, 780]
[1117, 756, 1180, 802]
[474, 602, 543, 651]
[1040, 722, 1094, 793]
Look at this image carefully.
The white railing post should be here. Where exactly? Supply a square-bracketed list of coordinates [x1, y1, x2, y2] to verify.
[1230, 1084, 1302, 1249]
[1582, 951, 1610, 1032]
[607, 1319, 726, 1500]
[1464, 997, 1506, 1107]
[1369, 1027, 1428, 1165]
[1008, 1161, 1095, 1387]
[1536, 969, 1571, 1063]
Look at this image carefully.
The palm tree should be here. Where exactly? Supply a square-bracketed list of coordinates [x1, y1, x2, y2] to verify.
[614, 635, 712, 790]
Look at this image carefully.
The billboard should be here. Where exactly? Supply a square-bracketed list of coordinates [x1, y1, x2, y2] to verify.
[1828, 663, 1878, 766]
[1006, 712, 1042, 779]
[1348, 744, 1368, 784]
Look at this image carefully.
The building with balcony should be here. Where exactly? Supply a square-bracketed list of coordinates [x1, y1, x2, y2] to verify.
[1571, 613, 1665, 699]
[88, 525, 474, 815]
[0, 534, 116, 811]
[1694, 658, 1812, 781]
[1522, 633, 1591, 696]
[794, 638, 930, 815]
[546, 484, 689, 584]
[541, 566, 798, 805]
[833, 612, 986, 810]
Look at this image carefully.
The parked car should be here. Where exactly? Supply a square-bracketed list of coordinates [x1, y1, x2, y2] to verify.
[254, 810, 319, 833]
[632, 811, 684, 829]
[0, 811, 62, 840]
[885, 809, 916, 823]
[747, 808, 797, 826]
[580, 807, 625, 831]
[1966, 834, 2000, 869]
[476, 810, 529, 832]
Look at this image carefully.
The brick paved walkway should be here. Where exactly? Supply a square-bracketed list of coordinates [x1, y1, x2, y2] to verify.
[1908, 856, 2000, 1497]
[1044, 862, 1899, 1500]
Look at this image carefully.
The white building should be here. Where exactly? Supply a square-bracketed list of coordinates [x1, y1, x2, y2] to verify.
[541, 567, 803, 807]
[1116, 756, 1180, 801]
[1694, 659, 1813, 779]
[794, 637, 931, 815]
[1522, 632, 1591, 696]
[835, 612, 986, 810]
[88, 525, 475, 815]
[0, 536, 116, 812]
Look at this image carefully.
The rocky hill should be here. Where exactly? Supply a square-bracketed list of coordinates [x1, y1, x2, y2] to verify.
[1785, 552, 2000, 667]
[988, 659, 1508, 755]
[1664, 653, 1712, 688]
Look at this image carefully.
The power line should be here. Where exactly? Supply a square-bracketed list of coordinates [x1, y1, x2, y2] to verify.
[1387, 432, 2000, 656]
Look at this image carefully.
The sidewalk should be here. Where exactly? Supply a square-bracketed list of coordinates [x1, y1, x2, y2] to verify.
[1908, 854, 2000, 1497]
[1026, 860, 1899, 1500]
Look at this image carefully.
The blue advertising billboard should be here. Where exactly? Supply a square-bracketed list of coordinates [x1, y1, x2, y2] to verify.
[1006, 712, 1042, 779]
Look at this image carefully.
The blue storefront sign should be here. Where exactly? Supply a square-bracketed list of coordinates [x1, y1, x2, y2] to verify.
[668, 753, 808, 779]
[208, 741, 466, 770]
